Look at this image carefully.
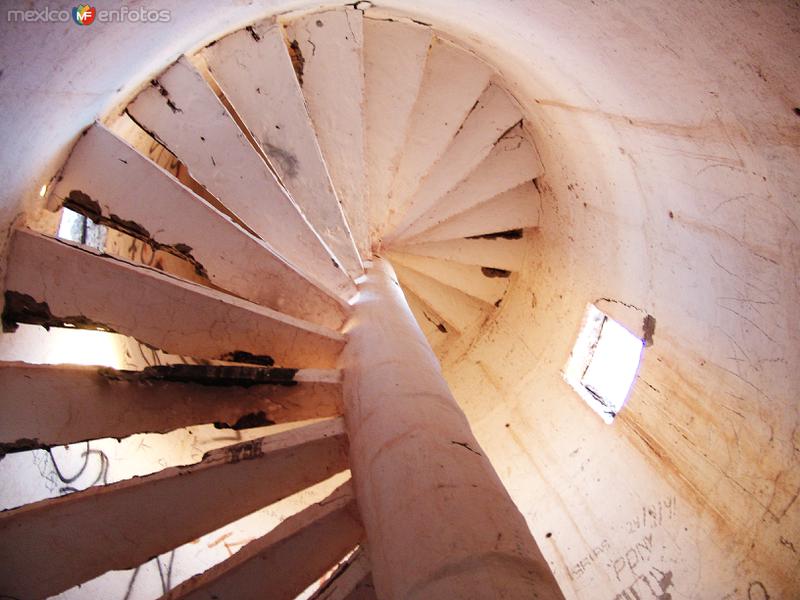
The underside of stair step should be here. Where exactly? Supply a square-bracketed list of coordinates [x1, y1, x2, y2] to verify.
[380, 36, 493, 238]
[413, 180, 541, 243]
[162, 481, 362, 600]
[201, 19, 364, 277]
[393, 262, 491, 334]
[391, 234, 527, 272]
[3, 229, 345, 368]
[0, 418, 348, 599]
[286, 9, 370, 260]
[392, 122, 543, 242]
[386, 251, 509, 306]
[126, 56, 356, 299]
[49, 123, 350, 330]
[0, 361, 342, 453]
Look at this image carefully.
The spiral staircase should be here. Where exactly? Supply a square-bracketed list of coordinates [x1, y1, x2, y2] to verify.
[0, 7, 553, 600]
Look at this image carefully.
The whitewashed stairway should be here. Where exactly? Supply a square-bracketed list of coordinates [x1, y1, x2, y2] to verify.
[0, 7, 546, 600]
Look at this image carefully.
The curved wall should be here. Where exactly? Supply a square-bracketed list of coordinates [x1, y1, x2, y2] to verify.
[0, 1, 798, 598]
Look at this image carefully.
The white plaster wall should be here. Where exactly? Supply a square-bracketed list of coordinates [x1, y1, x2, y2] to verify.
[1, 1, 798, 599]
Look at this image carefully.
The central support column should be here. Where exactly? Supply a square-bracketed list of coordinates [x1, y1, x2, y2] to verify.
[340, 258, 564, 600]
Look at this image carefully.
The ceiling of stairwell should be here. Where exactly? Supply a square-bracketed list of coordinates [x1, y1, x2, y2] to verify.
[0, 1, 798, 599]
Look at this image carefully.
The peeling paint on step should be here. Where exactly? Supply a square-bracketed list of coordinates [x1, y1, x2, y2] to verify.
[64, 190, 210, 279]
[99, 364, 299, 387]
[245, 25, 262, 42]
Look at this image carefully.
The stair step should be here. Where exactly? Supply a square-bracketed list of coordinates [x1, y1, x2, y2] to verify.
[161, 481, 362, 600]
[309, 548, 375, 600]
[126, 57, 355, 300]
[386, 83, 522, 241]
[381, 37, 492, 237]
[49, 123, 349, 330]
[3, 229, 345, 368]
[413, 181, 541, 243]
[403, 287, 455, 350]
[363, 18, 432, 245]
[285, 9, 369, 260]
[393, 263, 489, 334]
[392, 236, 526, 272]
[386, 251, 508, 305]
[393, 123, 542, 241]
[201, 23, 363, 278]
[0, 418, 348, 599]
[0, 361, 342, 453]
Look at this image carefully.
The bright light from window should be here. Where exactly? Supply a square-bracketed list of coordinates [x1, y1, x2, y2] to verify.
[564, 304, 644, 424]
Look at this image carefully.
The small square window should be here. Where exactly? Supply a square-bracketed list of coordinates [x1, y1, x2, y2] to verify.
[564, 304, 644, 424]
[57, 207, 106, 251]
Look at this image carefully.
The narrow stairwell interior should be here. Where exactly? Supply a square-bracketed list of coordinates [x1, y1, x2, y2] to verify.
[0, 6, 556, 599]
[1, 2, 798, 599]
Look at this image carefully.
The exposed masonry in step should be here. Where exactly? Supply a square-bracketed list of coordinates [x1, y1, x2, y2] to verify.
[2, 292, 286, 367]
[219, 350, 276, 367]
[2, 291, 115, 333]
[1, 437, 48, 455]
[468, 228, 524, 240]
[481, 267, 511, 278]
[150, 78, 182, 114]
[421, 309, 448, 333]
[64, 190, 210, 278]
[245, 25, 262, 42]
[219, 438, 265, 463]
[288, 39, 305, 85]
[213, 411, 275, 430]
[100, 364, 299, 387]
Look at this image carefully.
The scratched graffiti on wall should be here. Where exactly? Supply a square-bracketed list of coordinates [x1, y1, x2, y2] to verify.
[624, 496, 677, 534]
[612, 566, 674, 600]
[570, 538, 611, 579]
[608, 532, 655, 582]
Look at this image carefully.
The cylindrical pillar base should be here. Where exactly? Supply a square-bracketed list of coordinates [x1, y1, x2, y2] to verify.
[340, 258, 564, 600]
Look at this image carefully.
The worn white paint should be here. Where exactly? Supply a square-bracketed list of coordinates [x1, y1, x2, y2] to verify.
[395, 122, 542, 241]
[0, 361, 342, 450]
[418, 181, 540, 243]
[386, 251, 508, 305]
[1, 2, 799, 599]
[201, 22, 363, 278]
[163, 481, 361, 600]
[363, 18, 432, 245]
[387, 82, 522, 241]
[309, 548, 374, 600]
[402, 286, 452, 350]
[381, 37, 492, 236]
[339, 259, 563, 599]
[4, 230, 345, 368]
[393, 236, 526, 271]
[49, 124, 350, 329]
[0, 418, 348, 599]
[286, 9, 370, 261]
[126, 57, 355, 300]
[393, 262, 489, 334]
